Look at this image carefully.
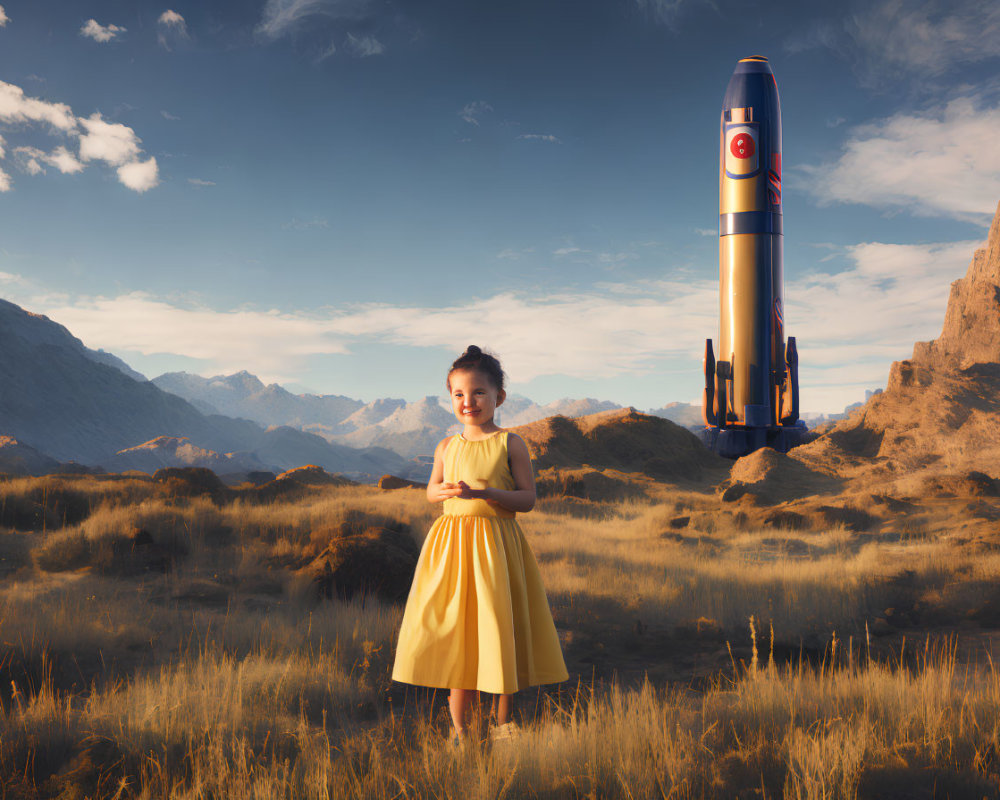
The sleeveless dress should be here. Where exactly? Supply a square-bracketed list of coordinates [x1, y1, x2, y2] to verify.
[391, 431, 568, 694]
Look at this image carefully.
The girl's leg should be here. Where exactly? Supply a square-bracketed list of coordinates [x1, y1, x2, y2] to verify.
[448, 689, 474, 736]
[496, 693, 513, 725]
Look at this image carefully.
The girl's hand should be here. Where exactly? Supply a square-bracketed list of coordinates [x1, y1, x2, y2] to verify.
[427, 481, 464, 503]
[455, 480, 487, 500]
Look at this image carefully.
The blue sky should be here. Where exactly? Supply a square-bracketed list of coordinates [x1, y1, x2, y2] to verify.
[0, 0, 998, 412]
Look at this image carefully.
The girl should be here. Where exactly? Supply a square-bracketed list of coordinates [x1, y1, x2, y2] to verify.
[392, 345, 568, 742]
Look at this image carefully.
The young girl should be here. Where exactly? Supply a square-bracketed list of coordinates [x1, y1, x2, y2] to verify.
[392, 345, 568, 741]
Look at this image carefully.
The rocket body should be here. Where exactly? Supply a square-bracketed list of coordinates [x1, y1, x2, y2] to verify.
[702, 56, 803, 457]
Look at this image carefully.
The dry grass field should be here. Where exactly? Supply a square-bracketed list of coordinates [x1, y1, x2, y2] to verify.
[0, 472, 998, 798]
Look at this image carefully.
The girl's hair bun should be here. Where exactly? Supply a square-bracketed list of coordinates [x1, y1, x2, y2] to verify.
[448, 345, 506, 391]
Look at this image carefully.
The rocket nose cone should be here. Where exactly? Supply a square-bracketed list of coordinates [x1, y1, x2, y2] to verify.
[732, 56, 774, 75]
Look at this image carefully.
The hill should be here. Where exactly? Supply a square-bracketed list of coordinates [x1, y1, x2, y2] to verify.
[510, 407, 730, 485]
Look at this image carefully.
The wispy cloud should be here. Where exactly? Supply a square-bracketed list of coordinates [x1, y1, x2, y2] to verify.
[157, 9, 188, 50]
[459, 101, 493, 126]
[0, 80, 158, 193]
[516, 133, 562, 144]
[597, 251, 636, 265]
[188, 178, 216, 187]
[633, 0, 712, 28]
[0, 6, 8, 26]
[496, 247, 534, 260]
[257, 0, 371, 39]
[847, 0, 1000, 82]
[786, 0, 1000, 89]
[80, 19, 126, 43]
[553, 247, 587, 257]
[282, 217, 328, 230]
[796, 97, 1000, 223]
[345, 32, 383, 56]
[160, 110, 180, 121]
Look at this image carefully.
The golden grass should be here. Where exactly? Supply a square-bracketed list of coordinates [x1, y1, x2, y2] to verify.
[0, 474, 998, 797]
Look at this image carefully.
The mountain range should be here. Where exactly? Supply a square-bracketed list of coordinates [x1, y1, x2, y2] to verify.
[0, 299, 414, 480]
[149, 370, 713, 459]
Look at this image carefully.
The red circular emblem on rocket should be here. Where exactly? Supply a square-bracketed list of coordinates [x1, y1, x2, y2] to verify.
[730, 132, 755, 159]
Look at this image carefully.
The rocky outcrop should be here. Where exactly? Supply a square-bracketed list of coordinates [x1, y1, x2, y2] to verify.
[296, 515, 419, 602]
[796, 201, 1000, 479]
[106, 436, 268, 474]
[274, 465, 353, 486]
[377, 474, 426, 490]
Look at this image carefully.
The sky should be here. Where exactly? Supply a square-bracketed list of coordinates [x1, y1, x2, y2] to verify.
[0, 0, 998, 413]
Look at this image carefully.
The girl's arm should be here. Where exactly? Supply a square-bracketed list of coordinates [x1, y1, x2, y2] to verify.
[426, 437, 463, 504]
[458, 433, 536, 512]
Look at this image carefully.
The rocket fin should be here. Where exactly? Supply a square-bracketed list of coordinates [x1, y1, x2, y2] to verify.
[703, 339, 717, 427]
[715, 359, 731, 428]
[780, 336, 799, 425]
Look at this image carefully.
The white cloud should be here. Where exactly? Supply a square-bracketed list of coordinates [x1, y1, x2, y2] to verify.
[798, 97, 1000, 223]
[0, 83, 157, 193]
[49, 146, 85, 174]
[0, 166, 11, 192]
[7, 235, 981, 412]
[693, 228, 715, 237]
[158, 9, 186, 29]
[345, 32, 383, 56]
[158, 9, 188, 49]
[117, 157, 159, 192]
[80, 19, 126, 43]
[0, 5, 8, 26]
[14, 145, 84, 175]
[0, 81, 76, 131]
[42, 293, 352, 378]
[78, 113, 142, 165]
[257, 0, 371, 39]
[516, 133, 562, 144]
[459, 101, 492, 126]
[0, 133, 5, 158]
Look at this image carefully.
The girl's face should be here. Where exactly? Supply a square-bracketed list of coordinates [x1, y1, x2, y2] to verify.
[448, 368, 505, 426]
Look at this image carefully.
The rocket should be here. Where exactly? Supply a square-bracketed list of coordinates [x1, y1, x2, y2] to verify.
[701, 56, 804, 458]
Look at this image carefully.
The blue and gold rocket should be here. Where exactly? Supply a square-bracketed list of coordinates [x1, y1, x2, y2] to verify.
[701, 56, 805, 457]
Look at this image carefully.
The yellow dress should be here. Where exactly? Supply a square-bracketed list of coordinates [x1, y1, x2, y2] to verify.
[392, 431, 568, 694]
